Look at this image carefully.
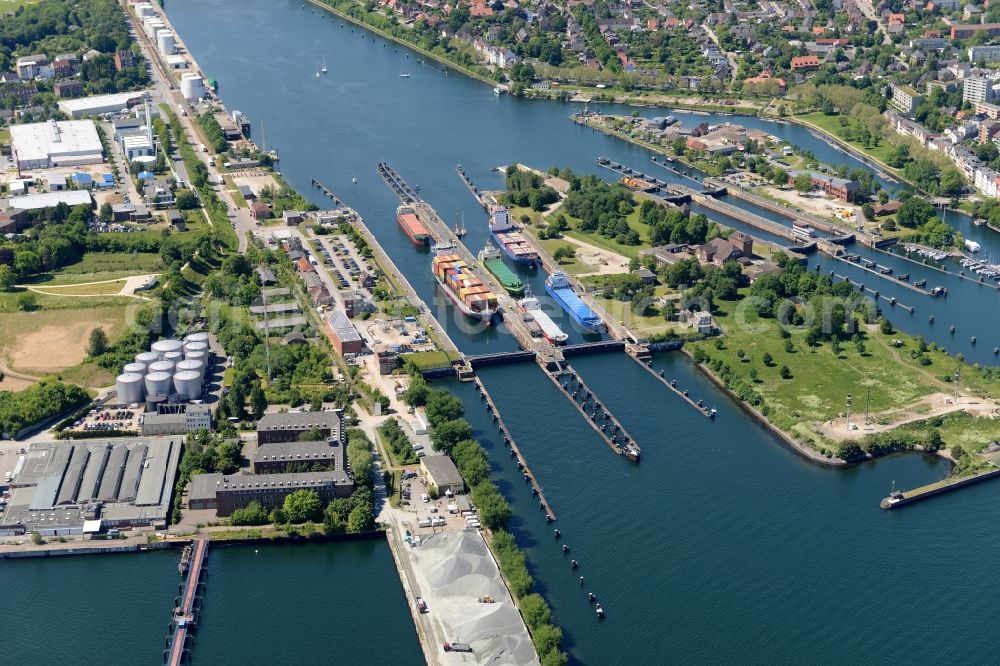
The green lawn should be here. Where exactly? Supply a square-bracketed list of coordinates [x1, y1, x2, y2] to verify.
[23, 253, 164, 286]
[796, 112, 899, 169]
[400, 350, 459, 371]
[688, 290, 997, 446]
[0, 0, 39, 12]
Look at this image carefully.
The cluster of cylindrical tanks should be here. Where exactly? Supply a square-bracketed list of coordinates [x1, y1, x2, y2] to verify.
[115, 334, 212, 405]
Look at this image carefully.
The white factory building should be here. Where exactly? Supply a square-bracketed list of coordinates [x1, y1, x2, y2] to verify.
[58, 90, 150, 118]
[10, 120, 104, 170]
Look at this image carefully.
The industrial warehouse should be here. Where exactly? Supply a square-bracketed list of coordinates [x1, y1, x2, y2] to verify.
[10, 119, 104, 169]
[0, 437, 182, 536]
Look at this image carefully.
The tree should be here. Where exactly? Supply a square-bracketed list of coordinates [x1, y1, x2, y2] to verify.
[299, 426, 325, 441]
[424, 389, 464, 425]
[0, 265, 15, 292]
[878, 317, 894, 335]
[99, 202, 114, 224]
[771, 167, 788, 186]
[87, 328, 108, 357]
[430, 418, 473, 454]
[347, 501, 375, 533]
[230, 500, 269, 526]
[532, 624, 563, 661]
[16, 292, 38, 311]
[779, 365, 791, 379]
[402, 375, 429, 407]
[896, 197, 935, 229]
[553, 245, 576, 263]
[793, 173, 813, 193]
[282, 489, 323, 523]
[249, 386, 267, 418]
[175, 190, 199, 210]
[762, 352, 774, 366]
[520, 593, 551, 630]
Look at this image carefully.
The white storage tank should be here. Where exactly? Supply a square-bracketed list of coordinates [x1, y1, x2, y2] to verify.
[181, 73, 205, 101]
[164, 350, 184, 363]
[184, 332, 210, 344]
[157, 31, 176, 56]
[135, 351, 160, 366]
[144, 371, 172, 398]
[183, 341, 209, 354]
[173, 371, 202, 401]
[149, 360, 175, 375]
[116, 373, 145, 405]
[184, 350, 207, 366]
[123, 362, 147, 376]
[151, 338, 184, 355]
[176, 358, 205, 383]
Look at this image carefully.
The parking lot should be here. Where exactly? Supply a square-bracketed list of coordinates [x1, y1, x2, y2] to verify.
[316, 234, 375, 291]
[67, 408, 140, 434]
[398, 470, 480, 539]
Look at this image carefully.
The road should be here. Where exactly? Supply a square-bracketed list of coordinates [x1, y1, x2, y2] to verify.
[123, 0, 255, 253]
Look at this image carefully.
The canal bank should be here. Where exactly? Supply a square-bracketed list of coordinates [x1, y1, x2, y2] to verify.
[159, 2, 1000, 663]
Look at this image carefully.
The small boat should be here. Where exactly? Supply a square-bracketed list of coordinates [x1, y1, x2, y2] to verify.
[352, 177, 357, 184]
[315, 67, 320, 79]
[400, 72, 411, 78]
[494, 86, 505, 96]
[321, 56, 328, 74]
[454, 213, 466, 237]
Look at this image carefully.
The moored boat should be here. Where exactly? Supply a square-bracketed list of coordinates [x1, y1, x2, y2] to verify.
[792, 221, 814, 239]
[397, 205, 431, 246]
[479, 240, 524, 296]
[489, 206, 538, 266]
[544, 271, 603, 332]
[432, 252, 498, 321]
[517, 287, 567, 344]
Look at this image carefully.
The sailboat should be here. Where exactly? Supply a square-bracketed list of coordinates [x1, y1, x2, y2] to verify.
[321, 56, 328, 74]
[453, 211, 466, 237]
[399, 72, 411, 78]
[315, 65, 320, 79]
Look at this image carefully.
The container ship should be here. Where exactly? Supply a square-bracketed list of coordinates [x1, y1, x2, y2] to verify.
[397, 205, 431, 246]
[518, 287, 567, 344]
[489, 206, 538, 266]
[545, 271, 603, 332]
[432, 253, 498, 322]
[478, 240, 525, 296]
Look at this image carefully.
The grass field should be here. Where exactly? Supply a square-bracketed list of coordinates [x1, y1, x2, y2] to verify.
[0, 305, 134, 381]
[688, 291, 996, 446]
[29, 279, 129, 296]
[25, 253, 164, 286]
[0, 0, 39, 11]
[796, 112, 899, 171]
[400, 350, 459, 371]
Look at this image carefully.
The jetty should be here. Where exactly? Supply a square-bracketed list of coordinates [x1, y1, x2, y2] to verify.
[881, 468, 1000, 510]
[310, 178, 343, 205]
[826, 258, 930, 295]
[164, 538, 209, 665]
[474, 377, 556, 521]
[456, 165, 490, 209]
[544, 363, 641, 461]
[634, 357, 716, 418]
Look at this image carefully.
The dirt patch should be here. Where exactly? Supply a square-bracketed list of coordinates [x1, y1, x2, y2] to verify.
[818, 392, 1000, 441]
[5, 315, 123, 374]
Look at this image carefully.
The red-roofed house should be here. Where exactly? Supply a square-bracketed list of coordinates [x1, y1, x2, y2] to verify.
[250, 201, 270, 220]
[744, 71, 787, 93]
[791, 55, 820, 70]
[648, 18, 659, 31]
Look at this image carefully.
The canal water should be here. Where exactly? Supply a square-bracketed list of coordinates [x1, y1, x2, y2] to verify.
[1, 540, 422, 665]
[154, 1, 1000, 663]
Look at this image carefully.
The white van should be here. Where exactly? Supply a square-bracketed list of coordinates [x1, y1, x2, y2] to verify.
[418, 517, 432, 528]
[466, 520, 481, 529]
[431, 516, 446, 527]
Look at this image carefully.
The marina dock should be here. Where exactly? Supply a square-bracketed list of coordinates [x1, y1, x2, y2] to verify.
[474, 376, 556, 521]
[164, 539, 209, 665]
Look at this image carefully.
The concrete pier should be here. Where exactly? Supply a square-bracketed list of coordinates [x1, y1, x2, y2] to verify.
[164, 538, 209, 665]
[634, 357, 716, 418]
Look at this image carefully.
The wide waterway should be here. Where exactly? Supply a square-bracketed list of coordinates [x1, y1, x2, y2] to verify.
[11, 0, 988, 664]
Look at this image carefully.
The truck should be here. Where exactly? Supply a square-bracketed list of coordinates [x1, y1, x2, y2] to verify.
[177, 104, 187, 117]
[443, 642, 473, 653]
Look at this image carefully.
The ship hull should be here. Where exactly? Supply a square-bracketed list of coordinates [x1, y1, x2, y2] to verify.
[436, 276, 495, 322]
[397, 211, 430, 246]
[545, 284, 603, 332]
[490, 228, 537, 266]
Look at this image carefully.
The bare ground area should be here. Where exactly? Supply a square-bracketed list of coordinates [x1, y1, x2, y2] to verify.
[818, 392, 1000, 441]
[0, 308, 130, 376]
[556, 235, 630, 276]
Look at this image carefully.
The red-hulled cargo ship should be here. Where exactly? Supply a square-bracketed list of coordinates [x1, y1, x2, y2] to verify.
[397, 205, 431, 245]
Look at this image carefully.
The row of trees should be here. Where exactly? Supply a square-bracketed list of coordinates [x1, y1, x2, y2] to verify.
[562, 174, 640, 245]
[0, 380, 90, 437]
